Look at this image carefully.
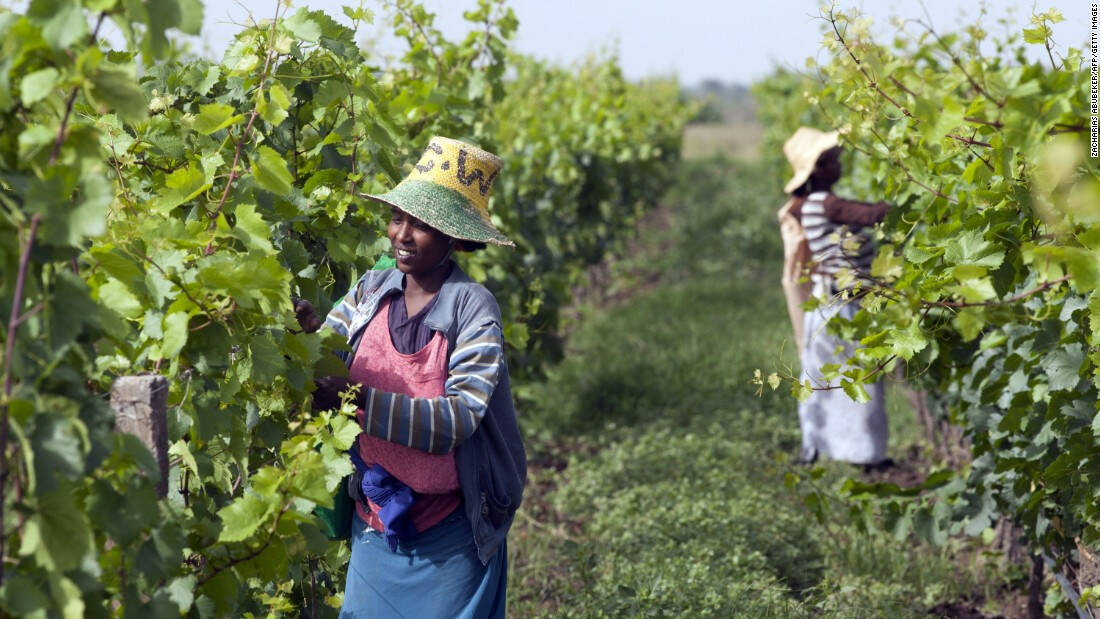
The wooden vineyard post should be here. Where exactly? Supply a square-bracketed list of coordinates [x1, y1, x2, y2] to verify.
[110, 375, 169, 498]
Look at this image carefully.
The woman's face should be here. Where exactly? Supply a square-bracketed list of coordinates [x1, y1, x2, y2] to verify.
[812, 147, 843, 188]
[387, 207, 453, 275]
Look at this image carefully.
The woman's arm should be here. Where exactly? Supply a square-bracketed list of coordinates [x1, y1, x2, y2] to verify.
[822, 195, 889, 227]
[355, 320, 504, 454]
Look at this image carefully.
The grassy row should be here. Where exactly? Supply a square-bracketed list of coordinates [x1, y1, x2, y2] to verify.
[507, 156, 1009, 617]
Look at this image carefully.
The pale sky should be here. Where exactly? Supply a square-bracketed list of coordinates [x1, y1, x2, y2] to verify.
[1, 0, 1087, 84]
[187, 0, 1091, 85]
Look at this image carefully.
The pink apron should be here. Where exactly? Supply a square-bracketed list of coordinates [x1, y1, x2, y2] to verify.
[349, 297, 461, 534]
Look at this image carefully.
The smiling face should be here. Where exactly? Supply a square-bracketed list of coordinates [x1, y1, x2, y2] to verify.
[387, 207, 453, 275]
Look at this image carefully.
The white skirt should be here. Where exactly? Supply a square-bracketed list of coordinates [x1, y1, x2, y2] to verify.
[798, 289, 888, 464]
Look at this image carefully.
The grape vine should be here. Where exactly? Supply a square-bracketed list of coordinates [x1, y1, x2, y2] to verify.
[755, 5, 1099, 614]
[0, 0, 689, 615]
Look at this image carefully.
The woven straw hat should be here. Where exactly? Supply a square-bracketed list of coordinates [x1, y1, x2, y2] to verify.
[364, 137, 514, 247]
[782, 127, 840, 194]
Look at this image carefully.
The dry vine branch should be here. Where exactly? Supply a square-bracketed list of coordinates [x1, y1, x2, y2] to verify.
[134, 250, 218, 321]
[866, 126, 959, 204]
[888, 74, 917, 98]
[968, 145, 995, 172]
[204, 1, 285, 252]
[920, 274, 1071, 309]
[827, 8, 917, 121]
[49, 12, 108, 166]
[912, 10, 1005, 107]
[965, 116, 1003, 129]
[827, 9, 999, 154]
[196, 503, 291, 587]
[947, 133, 992, 148]
[805, 354, 900, 393]
[0, 214, 42, 585]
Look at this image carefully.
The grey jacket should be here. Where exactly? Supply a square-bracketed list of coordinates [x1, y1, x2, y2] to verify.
[324, 262, 527, 564]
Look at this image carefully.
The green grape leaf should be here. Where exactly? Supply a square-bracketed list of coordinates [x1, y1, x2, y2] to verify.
[49, 576, 84, 619]
[313, 352, 350, 379]
[49, 270, 98, 349]
[19, 67, 59, 105]
[949, 276, 996, 303]
[870, 245, 902, 280]
[1022, 28, 1048, 44]
[31, 173, 112, 247]
[792, 379, 813, 402]
[98, 278, 143, 319]
[231, 203, 274, 252]
[841, 380, 871, 403]
[1044, 342, 1084, 391]
[889, 322, 928, 360]
[286, 450, 331, 505]
[319, 443, 354, 492]
[503, 321, 529, 350]
[89, 63, 147, 122]
[259, 82, 291, 125]
[283, 9, 322, 43]
[912, 505, 948, 546]
[249, 331, 286, 384]
[330, 414, 359, 450]
[343, 6, 375, 23]
[195, 65, 221, 95]
[922, 98, 964, 144]
[217, 493, 274, 542]
[152, 163, 212, 213]
[251, 145, 295, 197]
[86, 477, 158, 545]
[193, 102, 244, 135]
[31, 0, 87, 50]
[1088, 293, 1100, 346]
[34, 487, 94, 571]
[1063, 247, 1100, 293]
[953, 307, 986, 342]
[159, 311, 189, 359]
[89, 246, 145, 287]
[198, 570, 239, 616]
[176, 0, 204, 35]
[165, 575, 197, 612]
[944, 230, 1004, 268]
[18, 125, 55, 161]
[0, 573, 50, 617]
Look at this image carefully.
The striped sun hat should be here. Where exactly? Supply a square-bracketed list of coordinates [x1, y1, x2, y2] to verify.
[364, 137, 514, 247]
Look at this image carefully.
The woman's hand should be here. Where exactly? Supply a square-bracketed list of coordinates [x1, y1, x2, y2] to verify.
[292, 297, 323, 333]
[312, 376, 359, 411]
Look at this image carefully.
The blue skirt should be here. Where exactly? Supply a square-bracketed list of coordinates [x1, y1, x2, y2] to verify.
[340, 509, 507, 618]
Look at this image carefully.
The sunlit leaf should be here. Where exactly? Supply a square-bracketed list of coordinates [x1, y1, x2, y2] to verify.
[251, 145, 295, 197]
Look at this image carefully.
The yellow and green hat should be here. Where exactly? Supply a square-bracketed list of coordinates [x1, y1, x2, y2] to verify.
[364, 137, 514, 247]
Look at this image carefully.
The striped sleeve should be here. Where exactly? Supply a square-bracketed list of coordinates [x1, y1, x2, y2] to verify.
[323, 276, 366, 341]
[358, 321, 504, 454]
[801, 195, 876, 278]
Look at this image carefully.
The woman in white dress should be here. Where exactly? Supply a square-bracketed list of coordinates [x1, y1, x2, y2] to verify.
[778, 127, 892, 468]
